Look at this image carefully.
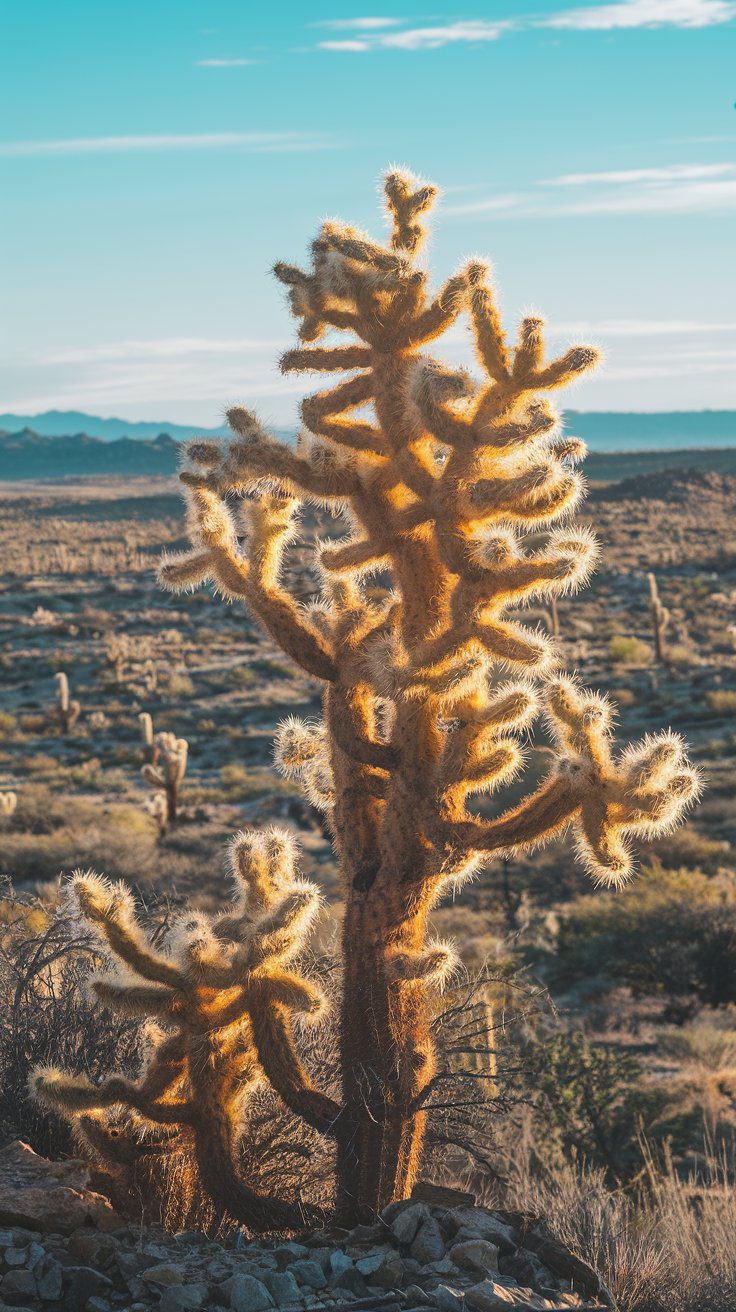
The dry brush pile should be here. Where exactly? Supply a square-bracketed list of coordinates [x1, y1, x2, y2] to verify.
[33, 170, 700, 1231]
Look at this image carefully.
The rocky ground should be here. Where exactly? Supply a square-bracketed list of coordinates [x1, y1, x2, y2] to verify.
[0, 1142, 610, 1312]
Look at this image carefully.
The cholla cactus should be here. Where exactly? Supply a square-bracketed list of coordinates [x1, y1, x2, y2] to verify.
[49, 170, 698, 1226]
[52, 672, 80, 734]
[138, 711, 159, 766]
[32, 829, 334, 1231]
[647, 571, 670, 663]
[0, 791, 17, 820]
[141, 732, 188, 824]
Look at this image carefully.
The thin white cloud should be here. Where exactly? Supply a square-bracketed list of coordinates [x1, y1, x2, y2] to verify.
[544, 0, 736, 30]
[446, 163, 736, 218]
[314, 16, 403, 28]
[545, 163, 735, 185]
[34, 339, 287, 366]
[196, 58, 257, 67]
[0, 132, 333, 159]
[315, 0, 735, 50]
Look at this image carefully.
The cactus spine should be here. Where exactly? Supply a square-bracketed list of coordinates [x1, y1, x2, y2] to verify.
[647, 571, 670, 663]
[37, 170, 700, 1228]
[53, 672, 80, 734]
[141, 732, 188, 824]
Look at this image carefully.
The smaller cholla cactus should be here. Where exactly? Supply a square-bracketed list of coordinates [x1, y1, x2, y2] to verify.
[647, 572, 670, 663]
[52, 672, 80, 734]
[0, 790, 17, 820]
[144, 791, 169, 839]
[138, 711, 159, 766]
[142, 732, 188, 825]
[32, 829, 334, 1230]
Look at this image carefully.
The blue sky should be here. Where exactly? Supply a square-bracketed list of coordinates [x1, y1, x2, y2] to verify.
[2, 0, 735, 427]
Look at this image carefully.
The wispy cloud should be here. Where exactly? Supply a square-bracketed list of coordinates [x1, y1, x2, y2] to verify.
[545, 0, 736, 30]
[0, 132, 333, 159]
[34, 338, 286, 366]
[445, 162, 736, 218]
[196, 58, 257, 67]
[315, 1, 736, 50]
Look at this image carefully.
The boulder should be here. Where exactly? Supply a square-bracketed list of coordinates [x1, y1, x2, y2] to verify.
[0, 1142, 120, 1236]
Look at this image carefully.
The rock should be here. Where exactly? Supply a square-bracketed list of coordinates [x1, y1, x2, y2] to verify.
[160, 1285, 209, 1312]
[464, 1280, 517, 1310]
[404, 1282, 431, 1305]
[0, 1142, 120, 1236]
[68, 1230, 117, 1269]
[498, 1252, 550, 1291]
[390, 1202, 430, 1247]
[368, 1254, 406, 1290]
[411, 1216, 446, 1264]
[63, 1265, 114, 1312]
[449, 1241, 499, 1277]
[262, 1269, 302, 1306]
[0, 1268, 36, 1305]
[272, 1243, 309, 1268]
[1, 1249, 27, 1269]
[328, 1250, 353, 1279]
[355, 1253, 386, 1278]
[35, 1255, 64, 1301]
[85, 1299, 111, 1312]
[444, 1212, 516, 1254]
[226, 1272, 276, 1312]
[433, 1286, 465, 1312]
[288, 1260, 327, 1291]
[332, 1266, 366, 1297]
[142, 1261, 186, 1286]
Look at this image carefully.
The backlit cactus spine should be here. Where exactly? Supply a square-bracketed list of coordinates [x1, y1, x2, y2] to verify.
[141, 732, 188, 824]
[40, 169, 699, 1228]
[53, 672, 80, 734]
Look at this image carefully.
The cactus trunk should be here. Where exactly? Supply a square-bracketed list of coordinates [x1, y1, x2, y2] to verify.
[337, 888, 431, 1222]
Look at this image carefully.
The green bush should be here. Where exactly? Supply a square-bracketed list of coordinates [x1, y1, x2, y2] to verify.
[608, 635, 651, 665]
[553, 867, 736, 1017]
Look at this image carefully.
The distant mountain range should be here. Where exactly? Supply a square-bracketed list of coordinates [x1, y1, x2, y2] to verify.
[4, 427, 736, 485]
[2, 408, 736, 451]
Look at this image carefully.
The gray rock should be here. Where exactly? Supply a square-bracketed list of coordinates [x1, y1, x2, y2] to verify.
[35, 1255, 64, 1301]
[449, 1241, 499, 1277]
[411, 1217, 446, 1264]
[263, 1269, 302, 1307]
[445, 1212, 516, 1254]
[404, 1283, 431, 1305]
[328, 1251, 353, 1279]
[427, 1256, 456, 1276]
[368, 1254, 406, 1290]
[142, 1261, 185, 1286]
[288, 1260, 327, 1291]
[0, 1268, 36, 1304]
[226, 1272, 276, 1312]
[85, 1298, 112, 1312]
[159, 1285, 209, 1312]
[25, 1242, 45, 1271]
[464, 1280, 517, 1310]
[63, 1265, 114, 1312]
[273, 1243, 309, 1268]
[355, 1253, 386, 1278]
[434, 1286, 465, 1312]
[390, 1203, 430, 1247]
[332, 1266, 366, 1297]
[2, 1248, 28, 1269]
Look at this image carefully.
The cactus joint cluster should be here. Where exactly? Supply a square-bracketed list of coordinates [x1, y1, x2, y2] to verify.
[34, 170, 700, 1228]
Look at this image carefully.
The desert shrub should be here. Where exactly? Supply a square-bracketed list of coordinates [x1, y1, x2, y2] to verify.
[706, 690, 736, 715]
[0, 712, 18, 739]
[553, 868, 736, 1017]
[228, 665, 257, 688]
[608, 635, 652, 665]
[525, 1030, 667, 1183]
[0, 883, 142, 1156]
[652, 826, 731, 873]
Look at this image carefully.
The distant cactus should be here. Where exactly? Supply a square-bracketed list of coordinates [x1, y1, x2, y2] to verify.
[32, 830, 333, 1230]
[138, 711, 159, 765]
[40, 169, 700, 1228]
[647, 571, 670, 663]
[52, 672, 80, 734]
[141, 732, 188, 825]
[0, 791, 17, 820]
[144, 790, 169, 838]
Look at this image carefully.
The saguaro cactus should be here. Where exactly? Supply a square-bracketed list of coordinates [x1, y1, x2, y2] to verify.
[52, 672, 80, 734]
[647, 571, 670, 663]
[141, 732, 188, 824]
[33, 830, 333, 1230]
[39, 171, 699, 1228]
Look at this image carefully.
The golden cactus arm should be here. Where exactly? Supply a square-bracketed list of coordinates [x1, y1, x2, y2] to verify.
[74, 881, 185, 988]
[445, 771, 584, 854]
[91, 978, 179, 1017]
[250, 1001, 341, 1135]
[183, 440, 360, 502]
[384, 171, 438, 254]
[282, 346, 372, 372]
[531, 345, 600, 391]
[326, 684, 396, 771]
[302, 391, 386, 459]
[470, 282, 511, 382]
[320, 537, 391, 575]
[397, 264, 484, 349]
[512, 316, 546, 383]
